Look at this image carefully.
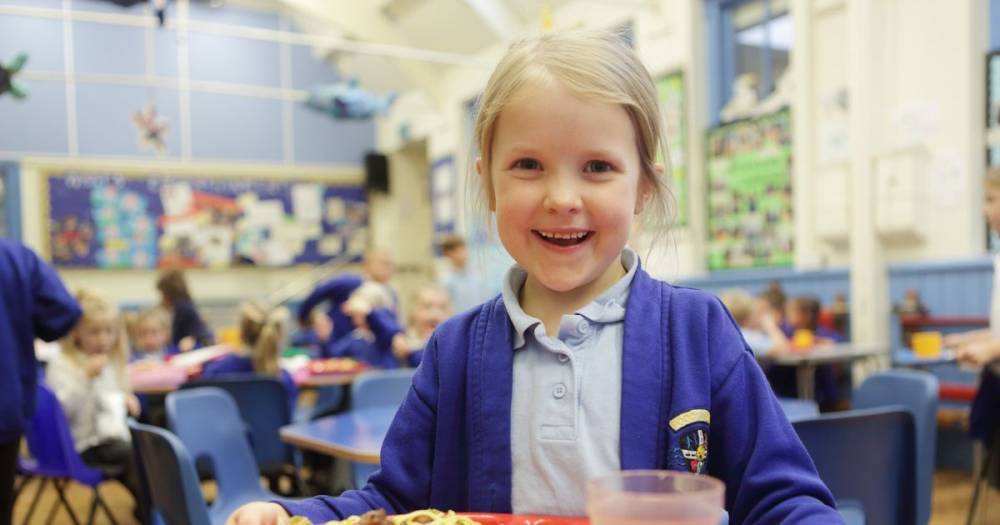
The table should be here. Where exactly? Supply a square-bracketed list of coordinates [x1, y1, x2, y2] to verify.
[280, 406, 397, 464]
[295, 370, 365, 389]
[758, 343, 886, 400]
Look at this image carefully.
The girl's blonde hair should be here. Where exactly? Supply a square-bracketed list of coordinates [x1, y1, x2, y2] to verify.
[472, 29, 674, 235]
[60, 288, 130, 386]
[239, 301, 288, 376]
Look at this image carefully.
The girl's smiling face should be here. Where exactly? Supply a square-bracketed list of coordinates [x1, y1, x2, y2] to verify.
[482, 79, 649, 303]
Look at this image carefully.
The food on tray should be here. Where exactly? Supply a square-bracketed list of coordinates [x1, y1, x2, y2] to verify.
[307, 357, 365, 375]
[290, 508, 481, 525]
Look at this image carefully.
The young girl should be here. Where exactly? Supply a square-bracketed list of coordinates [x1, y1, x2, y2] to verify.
[128, 306, 179, 362]
[228, 30, 839, 524]
[156, 269, 214, 352]
[200, 301, 299, 412]
[392, 284, 453, 367]
[45, 288, 145, 513]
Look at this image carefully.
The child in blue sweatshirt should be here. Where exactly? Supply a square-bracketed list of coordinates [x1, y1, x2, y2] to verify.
[227, 30, 841, 524]
[0, 239, 80, 524]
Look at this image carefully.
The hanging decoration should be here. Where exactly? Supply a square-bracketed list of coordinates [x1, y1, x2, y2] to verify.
[0, 52, 29, 100]
[132, 103, 169, 154]
[304, 80, 397, 120]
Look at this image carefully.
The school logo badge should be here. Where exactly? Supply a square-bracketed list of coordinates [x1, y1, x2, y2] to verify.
[679, 428, 709, 474]
[667, 408, 710, 474]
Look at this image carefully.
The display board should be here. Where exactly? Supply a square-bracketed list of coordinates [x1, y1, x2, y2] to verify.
[45, 170, 367, 269]
[656, 71, 689, 225]
[986, 51, 1000, 250]
[705, 109, 793, 270]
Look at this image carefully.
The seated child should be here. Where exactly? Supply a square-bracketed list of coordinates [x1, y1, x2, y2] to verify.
[128, 306, 179, 362]
[768, 296, 844, 406]
[393, 284, 453, 367]
[46, 288, 146, 516]
[200, 301, 298, 413]
[719, 289, 788, 356]
[320, 283, 405, 369]
[228, 29, 839, 524]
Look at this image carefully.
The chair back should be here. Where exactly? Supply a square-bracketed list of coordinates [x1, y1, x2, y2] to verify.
[22, 384, 103, 486]
[793, 407, 916, 525]
[128, 420, 212, 525]
[166, 387, 274, 516]
[853, 369, 938, 525]
[181, 376, 292, 474]
[350, 369, 416, 410]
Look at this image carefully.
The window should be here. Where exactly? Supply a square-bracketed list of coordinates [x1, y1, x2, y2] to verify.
[706, 0, 794, 123]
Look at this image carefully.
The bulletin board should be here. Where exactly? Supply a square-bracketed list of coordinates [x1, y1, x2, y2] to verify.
[705, 109, 793, 270]
[43, 169, 368, 269]
[656, 71, 689, 225]
[429, 155, 457, 255]
[986, 50, 1000, 250]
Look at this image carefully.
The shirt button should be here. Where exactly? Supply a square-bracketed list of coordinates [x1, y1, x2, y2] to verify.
[557, 354, 569, 363]
[577, 321, 591, 336]
[552, 383, 567, 399]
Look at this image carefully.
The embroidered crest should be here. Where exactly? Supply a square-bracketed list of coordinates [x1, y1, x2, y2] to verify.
[679, 428, 709, 474]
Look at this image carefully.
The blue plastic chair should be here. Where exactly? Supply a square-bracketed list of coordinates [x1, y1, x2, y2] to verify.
[16, 384, 120, 525]
[128, 419, 212, 525]
[776, 397, 820, 421]
[349, 369, 416, 487]
[166, 387, 277, 522]
[182, 376, 305, 495]
[793, 407, 916, 525]
[852, 369, 938, 525]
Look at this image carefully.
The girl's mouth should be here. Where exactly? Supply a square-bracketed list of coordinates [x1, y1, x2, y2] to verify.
[533, 230, 593, 247]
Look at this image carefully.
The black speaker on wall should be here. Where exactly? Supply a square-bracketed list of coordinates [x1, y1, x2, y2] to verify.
[365, 152, 390, 194]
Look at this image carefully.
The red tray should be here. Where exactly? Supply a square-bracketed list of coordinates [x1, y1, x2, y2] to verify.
[456, 514, 589, 525]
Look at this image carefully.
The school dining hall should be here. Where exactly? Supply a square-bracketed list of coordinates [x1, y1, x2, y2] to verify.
[1, 0, 1000, 524]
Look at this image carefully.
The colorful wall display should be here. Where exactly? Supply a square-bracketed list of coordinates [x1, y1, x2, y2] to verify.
[986, 51, 1000, 250]
[45, 170, 367, 269]
[656, 71, 689, 226]
[705, 109, 793, 270]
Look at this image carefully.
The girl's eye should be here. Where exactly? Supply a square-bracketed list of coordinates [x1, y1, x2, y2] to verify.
[511, 159, 541, 170]
[584, 160, 615, 173]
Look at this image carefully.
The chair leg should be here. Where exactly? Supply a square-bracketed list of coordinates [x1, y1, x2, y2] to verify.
[966, 445, 994, 525]
[85, 491, 100, 525]
[51, 478, 82, 525]
[95, 489, 120, 525]
[11, 475, 30, 507]
[21, 477, 48, 524]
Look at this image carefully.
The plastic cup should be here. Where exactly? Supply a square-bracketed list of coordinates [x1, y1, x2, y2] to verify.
[911, 331, 943, 358]
[587, 470, 725, 525]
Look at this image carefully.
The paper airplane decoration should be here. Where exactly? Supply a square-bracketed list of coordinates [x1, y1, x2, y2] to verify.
[0, 53, 29, 100]
[305, 80, 397, 120]
[132, 103, 169, 154]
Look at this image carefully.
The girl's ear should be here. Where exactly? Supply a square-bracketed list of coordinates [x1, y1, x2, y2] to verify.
[476, 158, 496, 211]
[635, 165, 662, 215]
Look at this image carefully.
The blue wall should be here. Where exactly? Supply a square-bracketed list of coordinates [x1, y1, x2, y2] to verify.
[0, 0, 374, 165]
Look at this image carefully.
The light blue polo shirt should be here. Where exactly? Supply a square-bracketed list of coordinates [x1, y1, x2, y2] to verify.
[503, 248, 638, 516]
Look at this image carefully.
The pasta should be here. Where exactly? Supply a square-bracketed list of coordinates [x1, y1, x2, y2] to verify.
[291, 508, 482, 525]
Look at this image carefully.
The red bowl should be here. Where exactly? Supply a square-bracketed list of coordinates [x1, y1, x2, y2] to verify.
[456, 514, 589, 525]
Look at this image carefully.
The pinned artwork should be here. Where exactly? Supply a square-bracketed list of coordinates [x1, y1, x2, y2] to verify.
[45, 171, 367, 269]
[132, 103, 169, 155]
[305, 80, 397, 120]
[0, 52, 29, 100]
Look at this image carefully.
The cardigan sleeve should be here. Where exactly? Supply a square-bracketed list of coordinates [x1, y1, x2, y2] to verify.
[277, 333, 441, 521]
[297, 275, 363, 324]
[705, 301, 842, 523]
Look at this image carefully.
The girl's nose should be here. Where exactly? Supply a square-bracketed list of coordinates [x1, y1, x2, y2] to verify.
[543, 173, 582, 214]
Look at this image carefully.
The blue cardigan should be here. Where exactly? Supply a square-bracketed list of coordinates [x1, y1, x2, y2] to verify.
[280, 267, 840, 523]
[322, 308, 404, 369]
[0, 239, 81, 444]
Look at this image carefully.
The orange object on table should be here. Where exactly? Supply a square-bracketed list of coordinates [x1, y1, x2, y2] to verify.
[792, 329, 815, 351]
[911, 331, 943, 358]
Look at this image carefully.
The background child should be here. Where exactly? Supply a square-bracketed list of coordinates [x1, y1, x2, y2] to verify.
[321, 283, 404, 369]
[719, 288, 788, 356]
[45, 288, 145, 517]
[228, 29, 838, 524]
[156, 269, 214, 352]
[297, 249, 398, 348]
[0, 239, 81, 525]
[438, 234, 495, 313]
[200, 301, 298, 413]
[128, 306, 178, 361]
[392, 284, 453, 367]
